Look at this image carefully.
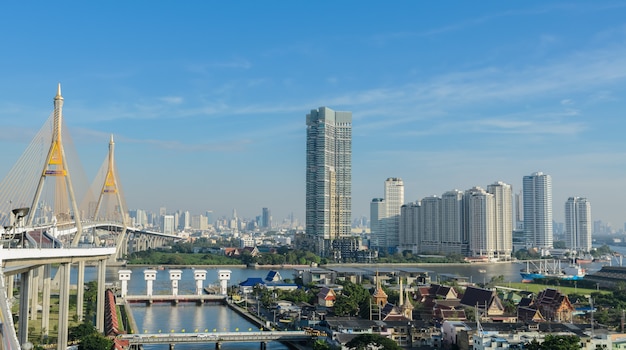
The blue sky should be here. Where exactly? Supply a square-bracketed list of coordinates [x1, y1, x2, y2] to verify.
[1, 2, 626, 227]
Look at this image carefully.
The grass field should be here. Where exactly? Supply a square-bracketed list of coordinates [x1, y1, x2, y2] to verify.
[495, 282, 609, 296]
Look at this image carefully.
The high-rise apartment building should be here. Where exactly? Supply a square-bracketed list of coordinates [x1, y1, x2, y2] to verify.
[370, 178, 404, 253]
[523, 172, 553, 249]
[370, 198, 386, 250]
[384, 178, 404, 251]
[487, 181, 513, 259]
[305, 107, 352, 256]
[420, 195, 442, 253]
[441, 190, 464, 254]
[161, 214, 175, 235]
[565, 197, 592, 253]
[399, 202, 420, 253]
[466, 187, 495, 258]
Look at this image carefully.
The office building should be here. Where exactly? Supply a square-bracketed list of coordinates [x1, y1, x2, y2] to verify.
[262, 207, 271, 229]
[565, 197, 592, 253]
[523, 172, 553, 250]
[305, 107, 352, 256]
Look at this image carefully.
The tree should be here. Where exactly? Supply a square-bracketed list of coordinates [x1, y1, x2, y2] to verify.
[524, 334, 581, 350]
[313, 339, 339, 350]
[345, 334, 402, 350]
[69, 321, 97, 341]
[333, 295, 359, 316]
[79, 333, 114, 350]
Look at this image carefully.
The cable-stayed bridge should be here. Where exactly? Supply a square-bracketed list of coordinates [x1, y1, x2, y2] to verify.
[0, 85, 181, 350]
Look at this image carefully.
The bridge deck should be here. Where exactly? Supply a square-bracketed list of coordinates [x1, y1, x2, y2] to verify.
[124, 294, 227, 303]
[118, 331, 311, 344]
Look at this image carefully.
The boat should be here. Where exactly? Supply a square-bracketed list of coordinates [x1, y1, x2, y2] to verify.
[520, 259, 585, 281]
[575, 254, 594, 264]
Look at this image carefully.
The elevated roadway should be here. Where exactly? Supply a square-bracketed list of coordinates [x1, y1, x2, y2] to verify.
[118, 331, 312, 348]
[0, 246, 116, 350]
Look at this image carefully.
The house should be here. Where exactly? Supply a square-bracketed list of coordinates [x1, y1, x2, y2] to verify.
[534, 288, 574, 322]
[433, 299, 466, 322]
[294, 267, 336, 285]
[317, 287, 337, 308]
[238, 277, 264, 294]
[416, 283, 459, 304]
[265, 270, 282, 282]
[459, 286, 505, 317]
[517, 306, 544, 323]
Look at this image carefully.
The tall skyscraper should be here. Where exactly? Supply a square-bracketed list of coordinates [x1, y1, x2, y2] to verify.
[262, 207, 271, 229]
[370, 198, 386, 250]
[466, 187, 495, 258]
[523, 172, 553, 250]
[565, 197, 592, 253]
[384, 178, 404, 251]
[399, 202, 420, 253]
[487, 181, 513, 259]
[441, 189, 464, 254]
[420, 195, 442, 253]
[305, 107, 352, 256]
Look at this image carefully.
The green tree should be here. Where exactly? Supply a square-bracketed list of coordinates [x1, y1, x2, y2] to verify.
[345, 334, 402, 350]
[78, 333, 114, 350]
[525, 334, 581, 350]
[333, 294, 359, 316]
[313, 339, 339, 350]
[69, 321, 97, 341]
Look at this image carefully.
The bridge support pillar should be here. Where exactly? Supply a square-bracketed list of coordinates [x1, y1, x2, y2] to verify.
[260, 341, 267, 350]
[5, 274, 14, 298]
[57, 262, 71, 350]
[30, 267, 39, 321]
[76, 261, 85, 321]
[96, 259, 107, 332]
[169, 344, 175, 350]
[215, 342, 221, 350]
[18, 269, 31, 345]
[42, 264, 51, 336]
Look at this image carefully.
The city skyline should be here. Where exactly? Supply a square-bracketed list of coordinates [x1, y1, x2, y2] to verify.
[1, 2, 626, 226]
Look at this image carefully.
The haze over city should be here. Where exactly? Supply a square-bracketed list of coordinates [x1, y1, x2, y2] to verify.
[0, 2, 625, 227]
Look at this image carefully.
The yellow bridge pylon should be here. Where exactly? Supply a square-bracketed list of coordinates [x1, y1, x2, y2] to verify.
[92, 135, 129, 259]
[27, 84, 84, 246]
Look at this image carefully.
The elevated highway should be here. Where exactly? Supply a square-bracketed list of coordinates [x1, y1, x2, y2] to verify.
[117, 331, 312, 349]
[0, 246, 116, 350]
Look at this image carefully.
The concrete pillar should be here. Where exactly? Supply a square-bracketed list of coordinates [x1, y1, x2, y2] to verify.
[118, 270, 132, 298]
[6, 274, 14, 300]
[96, 259, 106, 332]
[57, 263, 71, 350]
[144, 269, 157, 297]
[260, 341, 267, 350]
[76, 261, 85, 321]
[169, 344, 175, 350]
[218, 270, 231, 296]
[194, 270, 207, 295]
[30, 267, 39, 321]
[215, 342, 221, 350]
[169, 270, 182, 296]
[41, 264, 51, 336]
[18, 270, 31, 345]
